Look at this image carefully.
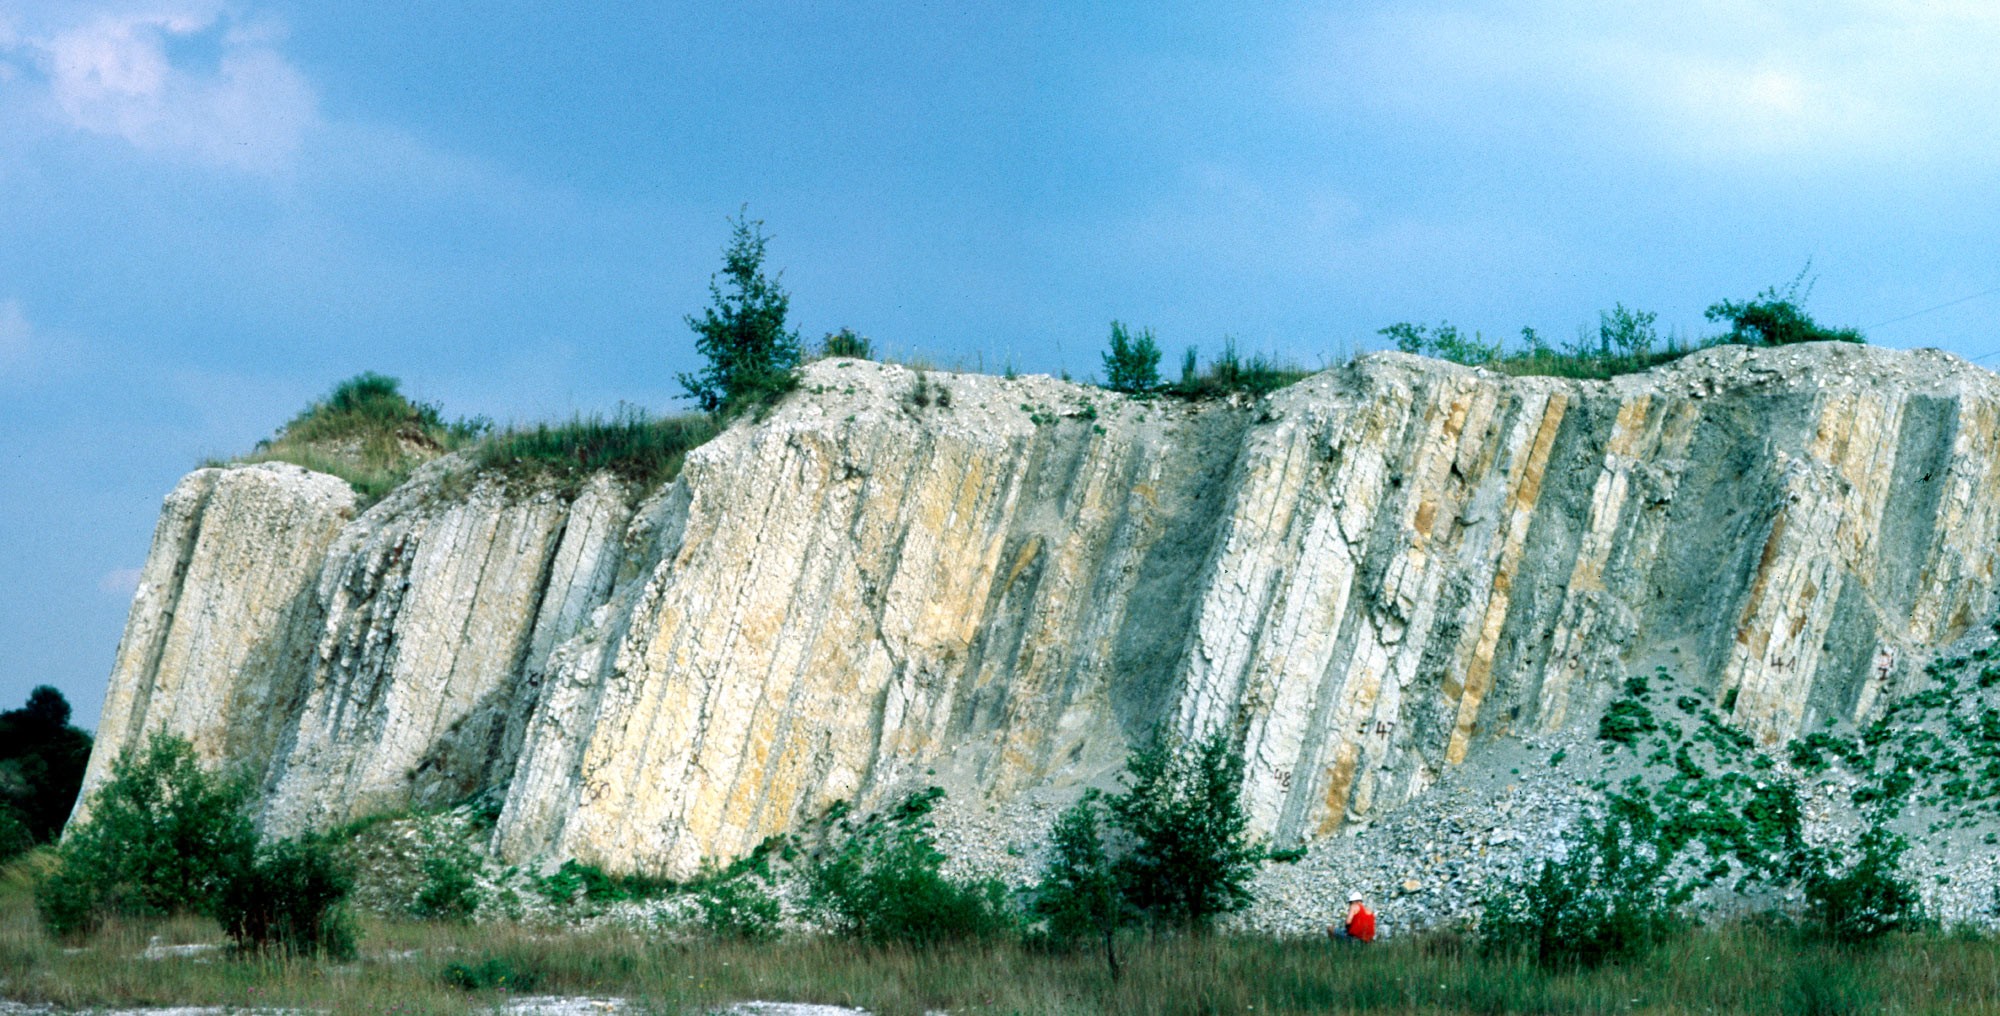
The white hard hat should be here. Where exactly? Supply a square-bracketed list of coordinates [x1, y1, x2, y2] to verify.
[1348, 891, 1363, 903]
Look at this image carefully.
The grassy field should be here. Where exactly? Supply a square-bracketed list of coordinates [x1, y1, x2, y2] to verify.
[3, 863, 1998, 1016]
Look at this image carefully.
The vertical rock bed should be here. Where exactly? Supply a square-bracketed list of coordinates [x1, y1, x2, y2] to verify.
[78, 344, 2000, 909]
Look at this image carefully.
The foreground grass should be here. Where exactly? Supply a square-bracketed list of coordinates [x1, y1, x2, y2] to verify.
[3, 867, 1997, 1016]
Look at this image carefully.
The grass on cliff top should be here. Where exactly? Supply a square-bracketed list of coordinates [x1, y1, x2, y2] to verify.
[3, 853, 1996, 1016]
[223, 372, 490, 505]
[1160, 339, 1320, 399]
[223, 374, 721, 505]
[473, 408, 719, 494]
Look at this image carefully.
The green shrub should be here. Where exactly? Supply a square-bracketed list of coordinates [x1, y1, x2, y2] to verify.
[1597, 697, 1658, 749]
[1108, 729, 1263, 931]
[808, 788, 1016, 947]
[539, 857, 680, 909]
[409, 820, 484, 922]
[1383, 314, 1689, 381]
[1705, 265, 1863, 347]
[1102, 321, 1163, 394]
[693, 874, 783, 942]
[1032, 791, 1122, 976]
[1480, 808, 1685, 969]
[442, 955, 544, 993]
[35, 734, 255, 939]
[680, 209, 803, 416]
[905, 370, 950, 410]
[210, 835, 356, 959]
[821, 328, 874, 359]
[1801, 828, 1926, 944]
[1381, 321, 1503, 366]
[1597, 303, 1658, 359]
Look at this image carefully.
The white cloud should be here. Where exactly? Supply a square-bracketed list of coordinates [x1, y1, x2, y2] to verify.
[4, 3, 318, 173]
[98, 566, 143, 596]
[1290, 1, 2000, 167]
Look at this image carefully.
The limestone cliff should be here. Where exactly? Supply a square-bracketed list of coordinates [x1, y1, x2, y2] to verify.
[79, 343, 2000, 877]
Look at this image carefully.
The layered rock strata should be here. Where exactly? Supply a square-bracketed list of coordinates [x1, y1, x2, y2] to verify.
[80, 344, 2000, 876]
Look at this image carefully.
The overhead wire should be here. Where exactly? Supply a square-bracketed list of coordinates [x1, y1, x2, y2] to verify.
[1864, 284, 2000, 330]
[1859, 282, 2000, 363]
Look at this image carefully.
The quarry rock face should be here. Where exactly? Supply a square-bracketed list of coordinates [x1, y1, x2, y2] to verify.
[78, 344, 2000, 876]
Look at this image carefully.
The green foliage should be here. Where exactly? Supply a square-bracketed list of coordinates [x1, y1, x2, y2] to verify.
[808, 787, 1016, 947]
[1480, 807, 1685, 969]
[1166, 339, 1314, 398]
[35, 734, 255, 939]
[0, 685, 92, 847]
[210, 835, 357, 959]
[1102, 321, 1163, 394]
[1590, 670, 1808, 891]
[680, 209, 803, 416]
[820, 327, 874, 360]
[408, 820, 483, 922]
[442, 955, 544, 993]
[0, 809, 30, 866]
[1597, 697, 1658, 749]
[693, 873, 783, 942]
[532, 858, 672, 907]
[1381, 321, 1503, 366]
[905, 370, 951, 410]
[236, 372, 490, 503]
[1705, 265, 1864, 347]
[1384, 313, 1687, 380]
[1108, 729, 1263, 931]
[1801, 829, 1927, 945]
[1032, 791, 1122, 949]
[474, 408, 718, 494]
[1798, 637, 2000, 823]
[1597, 303, 1658, 359]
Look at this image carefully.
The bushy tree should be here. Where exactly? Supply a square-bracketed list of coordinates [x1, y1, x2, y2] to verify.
[808, 788, 1015, 947]
[0, 685, 93, 848]
[212, 835, 357, 958]
[1705, 264, 1864, 346]
[1480, 805, 1686, 969]
[1102, 321, 1162, 393]
[1379, 321, 1501, 366]
[679, 210, 803, 415]
[1108, 729, 1263, 931]
[1597, 303, 1658, 359]
[35, 733, 255, 939]
[1032, 790, 1122, 977]
[1801, 827, 1926, 944]
[694, 873, 783, 942]
[820, 327, 874, 360]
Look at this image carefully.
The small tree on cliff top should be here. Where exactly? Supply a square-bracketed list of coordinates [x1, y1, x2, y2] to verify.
[679, 209, 803, 415]
[1102, 321, 1162, 393]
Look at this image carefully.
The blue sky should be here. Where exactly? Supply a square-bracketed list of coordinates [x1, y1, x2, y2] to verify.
[4, 1, 1998, 729]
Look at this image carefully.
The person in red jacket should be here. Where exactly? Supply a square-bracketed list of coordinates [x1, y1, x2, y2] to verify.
[1328, 891, 1377, 942]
